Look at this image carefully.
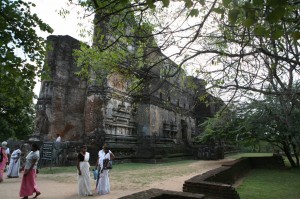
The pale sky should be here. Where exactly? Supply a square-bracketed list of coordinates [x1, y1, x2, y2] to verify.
[31, 0, 92, 41]
[30, 0, 93, 97]
[30, 1, 217, 100]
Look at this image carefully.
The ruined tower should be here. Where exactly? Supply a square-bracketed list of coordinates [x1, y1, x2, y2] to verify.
[34, 7, 221, 161]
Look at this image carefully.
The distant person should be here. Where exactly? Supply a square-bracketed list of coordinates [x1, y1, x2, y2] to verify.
[7, 144, 21, 178]
[96, 147, 111, 195]
[2, 141, 10, 171]
[0, 142, 8, 183]
[19, 143, 41, 199]
[3, 141, 10, 160]
[77, 145, 93, 196]
[55, 134, 61, 142]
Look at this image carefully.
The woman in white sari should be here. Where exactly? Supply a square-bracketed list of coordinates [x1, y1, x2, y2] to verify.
[96, 147, 110, 195]
[77, 145, 93, 196]
[7, 145, 21, 178]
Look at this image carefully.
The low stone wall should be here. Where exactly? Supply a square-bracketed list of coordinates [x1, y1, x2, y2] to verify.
[119, 188, 205, 199]
[183, 175, 240, 199]
[206, 158, 251, 185]
[248, 156, 285, 169]
[37, 141, 86, 167]
[196, 145, 224, 160]
[183, 156, 284, 199]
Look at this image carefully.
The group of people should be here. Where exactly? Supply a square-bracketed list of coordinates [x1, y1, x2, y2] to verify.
[0, 140, 113, 198]
[0, 141, 41, 199]
[0, 141, 22, 181]
[77, 143, 115, 196]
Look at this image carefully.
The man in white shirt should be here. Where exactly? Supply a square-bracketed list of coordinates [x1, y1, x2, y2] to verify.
[55, 134, 61, 142]
[96, 143, 115, 169]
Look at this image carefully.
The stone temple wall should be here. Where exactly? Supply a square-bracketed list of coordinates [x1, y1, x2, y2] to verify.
[34, 35, 221, 162]
[34, 35, 87, 141]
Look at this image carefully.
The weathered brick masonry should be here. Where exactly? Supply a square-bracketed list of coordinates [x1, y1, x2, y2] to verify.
[183, 156, 285, 199]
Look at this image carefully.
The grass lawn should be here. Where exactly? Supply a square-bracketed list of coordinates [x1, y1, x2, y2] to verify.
[39, 153, 300, 199]
[237, 169, 300, 199]
[38, 159, 209, 187]
[40, 153, 275, 174]
[39, 159, 198, 174]
[39, 166, 78, 174]
[227, 153, 300, 198]
[225, 152, 273, 159]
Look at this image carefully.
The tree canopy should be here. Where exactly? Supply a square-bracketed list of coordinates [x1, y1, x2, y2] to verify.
[0, 0, 52, 140]
[199, 94, 300, 167]
[66, 0, 300, 101]
[66, 0, 300, 166]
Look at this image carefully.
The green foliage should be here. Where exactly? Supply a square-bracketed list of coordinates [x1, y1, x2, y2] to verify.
[241, 98, 300, 143]
[190, 9, 199, 17]
[74, 31, 150, 94]
[228, 8, 240, 25]
[73, 0, 190, 97]
[0, 0, 53, 140]
[69, 0, 300, 155]
[184, 0, 193, 8]
[235, 95, 300, 167]
[70, 0, 300, 105]
[217, 0, 299, 40]
[198, 92, 300, 168]
[146, 0, 156, 9]
[0, 103, 35, 141]
[102, 0, 297, 41]
[196, 106, 241, 144]
[291, 31, 300, 40]
[161, 0, 170, 7]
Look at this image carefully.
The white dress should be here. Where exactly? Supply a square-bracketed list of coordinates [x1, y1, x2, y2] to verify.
[78, 152, 92, 196]
[96, 153, 110, 195]
[7, 149, 21, 177]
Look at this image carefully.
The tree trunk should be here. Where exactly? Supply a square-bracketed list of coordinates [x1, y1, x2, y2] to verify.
[282, 142, 297, 168]
[291, 141, 300, 168]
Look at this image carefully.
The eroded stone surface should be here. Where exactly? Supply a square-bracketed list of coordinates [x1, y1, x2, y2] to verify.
[34, 35, 221, 161]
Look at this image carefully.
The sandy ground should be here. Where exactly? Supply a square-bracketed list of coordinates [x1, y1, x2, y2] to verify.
[0, 159, 231, 199]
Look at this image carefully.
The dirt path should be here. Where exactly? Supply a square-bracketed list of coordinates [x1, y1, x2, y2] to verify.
[0, 159, 231, 199]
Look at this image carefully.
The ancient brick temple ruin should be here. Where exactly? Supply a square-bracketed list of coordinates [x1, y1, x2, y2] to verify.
[33, 35, 221, 162]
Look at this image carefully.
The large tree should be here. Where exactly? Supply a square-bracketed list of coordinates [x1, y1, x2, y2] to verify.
[199, 94, 300, 167]
[241, 94, 300, 167]
[67, 0, 300, 97]
[66, 0, 300, 160]
[0, 0, 52, 140]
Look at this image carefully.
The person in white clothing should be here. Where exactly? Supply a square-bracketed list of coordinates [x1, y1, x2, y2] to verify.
[1, 141, 10, 173]
[96, 143, 115, 169]
[7, 144, 21, 178]
[96, 147, 111, 195]
[77, 145, 92, 196]
[55, 134, 61, 142]
[5, 146, 10, 160]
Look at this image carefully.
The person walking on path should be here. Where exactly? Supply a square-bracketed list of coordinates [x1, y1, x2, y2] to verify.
[77, 145, 93, 196]
[19, 143, 41, 199]
[7, 144, 21, 178]
[95, 143, 115, 189]
[96, 147, 111, 195]
[0, 142, 8, 183]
